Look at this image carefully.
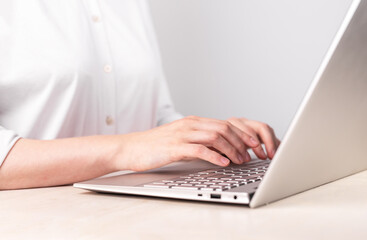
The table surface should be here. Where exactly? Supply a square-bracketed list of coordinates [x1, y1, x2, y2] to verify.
[2, 167, 367, 240]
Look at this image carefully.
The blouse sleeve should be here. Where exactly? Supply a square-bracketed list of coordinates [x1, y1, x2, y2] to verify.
[141, 1, 184, 126]
[155, 73, 184, 126]
[0, 126, 20, 167]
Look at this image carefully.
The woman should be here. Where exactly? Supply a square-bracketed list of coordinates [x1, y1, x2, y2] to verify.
[0, 0, 280, 189]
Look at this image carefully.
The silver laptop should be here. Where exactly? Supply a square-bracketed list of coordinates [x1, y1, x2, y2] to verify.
[74, 0, 367, 208]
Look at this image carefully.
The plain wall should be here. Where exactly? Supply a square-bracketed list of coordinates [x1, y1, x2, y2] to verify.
[149, 0, 353, 138]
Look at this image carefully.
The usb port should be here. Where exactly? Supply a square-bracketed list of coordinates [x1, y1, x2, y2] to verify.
[210, 194, 221, 199]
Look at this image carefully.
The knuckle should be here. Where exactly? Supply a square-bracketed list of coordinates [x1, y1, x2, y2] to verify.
[178, 117, 195, 126]
[239, 131, 249, 139]
[174, 151, 184, 160]
[260, 122, 271, 130]
[269, 126, 275, 133]
[176, 119, 187, 128]
[228, 147, 237, 157]
[193, 145, 206, 156]
[177, 118, 187, 124]
[208, 132, 221, 142]
[238, 117, 248, 122]
[186, 115, 198, 120]
[219, 123, 231, 134]
[239, 143, 247, 152]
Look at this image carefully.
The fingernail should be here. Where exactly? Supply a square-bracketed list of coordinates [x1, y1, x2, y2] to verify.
[238, 154, 244, 163]
[221, 157, 230, 165]
[245, 152, 251, 162]
[272, 149, 276, 157]
[250, 137, 258, 145]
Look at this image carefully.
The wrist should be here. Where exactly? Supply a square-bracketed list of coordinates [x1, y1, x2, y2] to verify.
[104, 134, 129, 172]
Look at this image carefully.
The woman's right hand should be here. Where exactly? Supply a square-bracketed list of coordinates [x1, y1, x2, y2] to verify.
[114, 116, 278, 172]
[0, 115, 279, 189]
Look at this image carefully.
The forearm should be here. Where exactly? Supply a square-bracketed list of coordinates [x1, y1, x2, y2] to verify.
[0, 136, 122, 190]
[0, 116, 281, 190]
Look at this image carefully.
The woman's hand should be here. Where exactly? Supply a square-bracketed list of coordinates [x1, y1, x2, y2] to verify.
[0, 115, 280, 189]
[114, 116, 280, 172]
[227, 117, 281, 160]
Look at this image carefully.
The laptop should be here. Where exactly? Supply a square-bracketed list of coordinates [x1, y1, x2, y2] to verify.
[74, 0, 367, 208]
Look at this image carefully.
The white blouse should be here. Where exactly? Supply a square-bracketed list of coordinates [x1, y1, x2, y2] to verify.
[0, 0, 182, 166]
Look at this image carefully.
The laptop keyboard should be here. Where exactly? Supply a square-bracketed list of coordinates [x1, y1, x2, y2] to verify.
[143, 160, 270, 192]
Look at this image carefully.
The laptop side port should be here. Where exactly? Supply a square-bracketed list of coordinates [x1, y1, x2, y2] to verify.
[210, 194, 221, 199]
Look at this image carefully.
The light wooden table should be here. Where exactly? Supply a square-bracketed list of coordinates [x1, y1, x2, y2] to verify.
[2, 169, 367, 240]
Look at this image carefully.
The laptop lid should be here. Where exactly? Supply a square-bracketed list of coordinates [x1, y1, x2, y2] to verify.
[250, 0, 367, 208]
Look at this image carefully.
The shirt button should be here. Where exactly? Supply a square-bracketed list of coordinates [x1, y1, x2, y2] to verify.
[92, 15, 101, 22]
[105, 116, 114, 126]
[104, 65, 112, 73]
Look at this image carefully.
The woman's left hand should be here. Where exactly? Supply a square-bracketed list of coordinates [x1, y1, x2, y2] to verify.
[226, 117, 281, 160]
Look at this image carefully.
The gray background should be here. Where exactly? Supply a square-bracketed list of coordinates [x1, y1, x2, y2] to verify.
[149, 0, 353, 138]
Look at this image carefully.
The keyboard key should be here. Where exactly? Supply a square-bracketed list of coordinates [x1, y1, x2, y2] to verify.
[175, 181, 187, 184]
[227, 180, 240, 183]
[249, 174, 264, 178]
[150, 182, 165, 185]
[144, 184, 170, 189]
[171, 186, 198, 190]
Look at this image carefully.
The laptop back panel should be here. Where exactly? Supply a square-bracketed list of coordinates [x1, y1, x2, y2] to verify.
[251, 0, 367, 208]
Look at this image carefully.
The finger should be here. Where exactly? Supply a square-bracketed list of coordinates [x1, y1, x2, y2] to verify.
[227, 121, 259, 147]
[184, 131, 244, 164]
[190, 120, 253, 162]
[248, 121, 278, 159]
[191, 117, 259, 148]
[272, 138, 281, 158]
[228, 125, 268, 161]
[207, 122, 249, 163]
[266, 130, 281, 158]
[180, 144, 230, 167]
[175, 116, 248, 162]
[227, 118, 267, 160]
[276, 138, 281, 148]
[251, 145, 268, 160]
